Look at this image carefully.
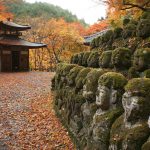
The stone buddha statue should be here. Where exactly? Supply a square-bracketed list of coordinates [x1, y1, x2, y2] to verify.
[87, 72, 127, 150]
[99, 50, 112, 68]
[133, 48, 150, 72]
[111, 47, 131, 70]
[78, 69, 107, 148]
[109, 78, 150, 150]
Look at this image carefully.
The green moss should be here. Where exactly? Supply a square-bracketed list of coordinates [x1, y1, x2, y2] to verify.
[141, 12, 150, 20]
[122, 23, 137, 38]
[95, 36, 101, 47]
[114, 27, 123, 39]
[77, 52, 84, 66]
[102, 30, 114, 43]
[95, 107, 123, 124]
[110, 116, 150, 149]
[133, 48, 150, 71]
[61, 63, 77, 76]
[75, 68, 92, 90]
[137, 19, 150, 38]
[87, 51, 101, 68]
[82, 51, 91, 67]
[125, 78, 150, 96]
[128, 67, 140, 79]
[111, 47, 132, 69]
[84, 69, 108, 101]
[67, 65, 84, 86]
[99, 50, 112, 68]
[143, 69, 150, 78]
[123, 18, 130, 26]
[91, 38, 96, 48]
[71, 53, 79, 64]
[99, 72, 127, 89]
[142, 139, 150, 150]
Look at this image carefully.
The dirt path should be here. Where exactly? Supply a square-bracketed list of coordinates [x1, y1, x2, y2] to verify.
[0, 72, 75, 150]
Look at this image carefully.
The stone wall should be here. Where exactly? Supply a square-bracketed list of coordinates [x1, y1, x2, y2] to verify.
[52, 13, 150, 150]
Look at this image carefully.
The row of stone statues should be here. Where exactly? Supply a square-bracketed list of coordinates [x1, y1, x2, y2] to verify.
[70, 47, 150, 79]
[52, 63, 150, 150]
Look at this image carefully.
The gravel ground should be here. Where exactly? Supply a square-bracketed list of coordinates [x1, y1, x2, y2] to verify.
[0, 72, 75, 150]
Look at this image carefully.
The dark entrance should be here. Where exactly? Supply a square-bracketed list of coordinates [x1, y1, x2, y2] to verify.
[12, 51, 20, 72]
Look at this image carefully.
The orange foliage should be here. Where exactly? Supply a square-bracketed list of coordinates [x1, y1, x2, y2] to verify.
[0, 2, 13, 21]
[84, 20, 108, 35]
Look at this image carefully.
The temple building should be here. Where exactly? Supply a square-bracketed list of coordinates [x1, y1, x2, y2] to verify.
[0, 20, 46, 72]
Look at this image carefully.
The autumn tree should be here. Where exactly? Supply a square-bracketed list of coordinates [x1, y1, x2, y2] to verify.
[22, 18, 87, 71]
[97, 0, 150, 27]
[0, 1, 13, 20]
[84, 20, 108, 35]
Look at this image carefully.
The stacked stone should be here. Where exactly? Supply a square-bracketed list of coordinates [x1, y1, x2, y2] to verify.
[52, 12, 150, 150]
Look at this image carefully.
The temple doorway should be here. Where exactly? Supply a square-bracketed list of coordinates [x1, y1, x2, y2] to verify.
[12, 51, 20, 72]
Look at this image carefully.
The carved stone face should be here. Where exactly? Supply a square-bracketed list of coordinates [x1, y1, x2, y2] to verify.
[96, 85, 118, 110]
[133, 55, 145, 71]
[122, 92, 145, 122]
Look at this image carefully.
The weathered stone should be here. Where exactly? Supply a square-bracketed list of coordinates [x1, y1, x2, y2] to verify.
[99, 50, 112, 68]
[133, 48, 150, 71]
[109, 78, 150, 150]
[87, 72, 127, 150]
[111, 47, 132, 70]
[87, 51, 101, 68]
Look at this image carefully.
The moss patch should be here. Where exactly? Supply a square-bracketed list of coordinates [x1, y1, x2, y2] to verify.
[125, 78, 150, 96]
[111, 47, 132, 69]
[75, 68, 92, 90]
[98, 72, 127, 89]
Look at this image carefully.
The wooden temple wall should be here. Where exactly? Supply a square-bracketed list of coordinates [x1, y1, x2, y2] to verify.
[0, 47, 29, 72]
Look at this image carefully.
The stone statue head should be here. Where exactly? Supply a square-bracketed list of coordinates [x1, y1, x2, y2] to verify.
[99, 50, 112, 68]
[122, 78, 150, 124]
[111, 47, 131, 70]
[67, 66, 83, 86]
[96, 72, 127, 110]
[133, 48, 150, 71]
[82, 69, 107, 102]
[75, 68, 92, 92]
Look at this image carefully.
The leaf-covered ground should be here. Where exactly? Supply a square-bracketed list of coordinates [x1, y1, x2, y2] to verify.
[0, 72, 75, 150]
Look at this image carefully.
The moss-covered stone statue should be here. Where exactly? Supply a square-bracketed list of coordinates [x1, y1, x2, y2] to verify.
[141, 116, 150, 150]
[54, 63, 76, 90]
[133, 48, 150, 71]
[82, 51, 91, 67]
[111, 47, 132, 70]
[99, 50, 112, 68]
[87, 72, 127, 150]
[66, 65, 84, 87]
[69, 68, 92, 137]
[137, 19, 150, 38]
[79, 69, 109, 148]
[109, 78, 150, 150]
[87, 51, 101, 68]
[71, 53, 79, 64]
